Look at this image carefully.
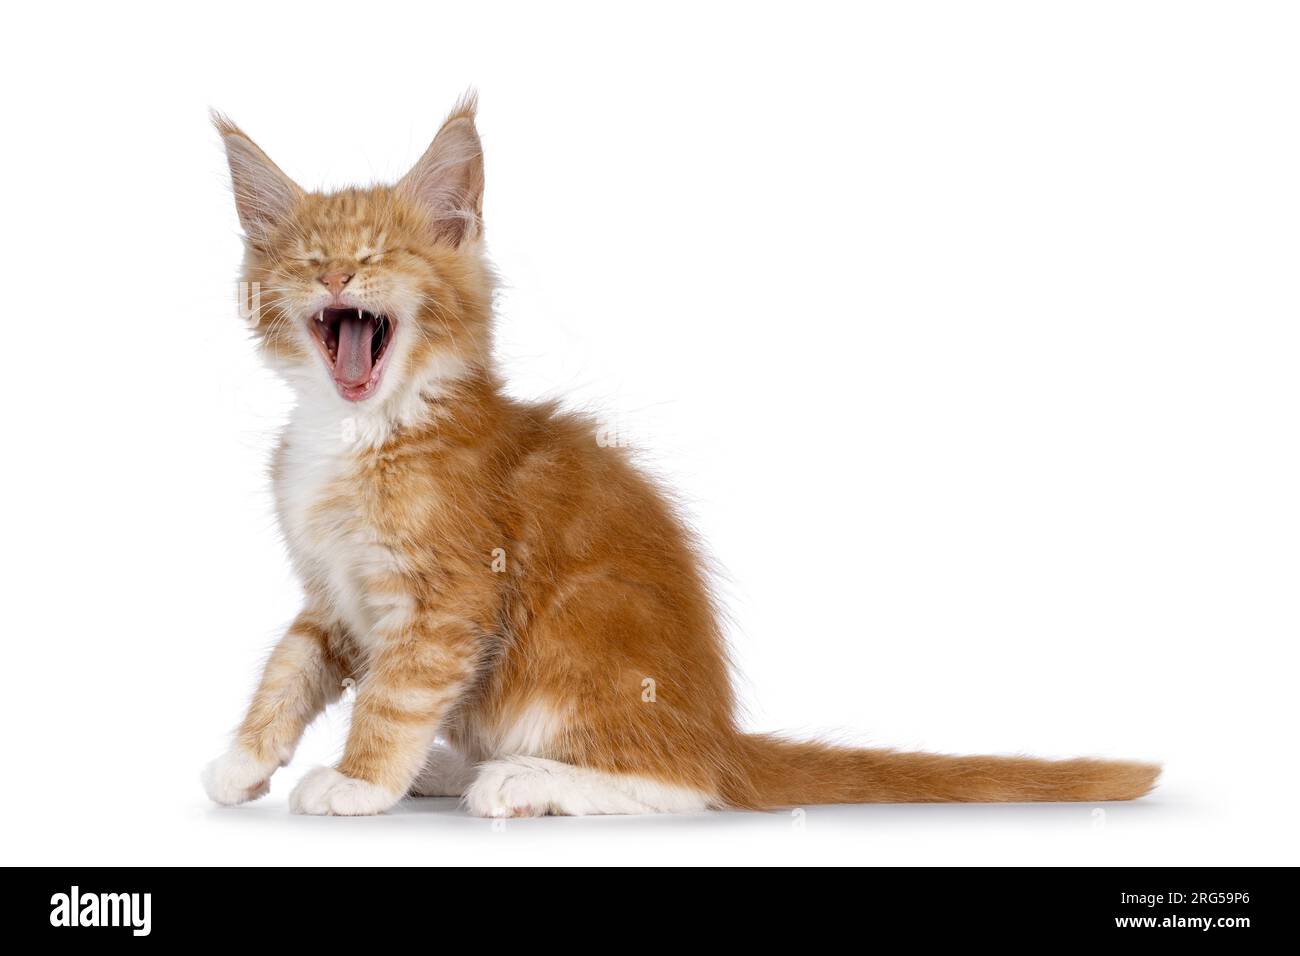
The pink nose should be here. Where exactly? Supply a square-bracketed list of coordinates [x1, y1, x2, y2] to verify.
[320, 272, 353, 296]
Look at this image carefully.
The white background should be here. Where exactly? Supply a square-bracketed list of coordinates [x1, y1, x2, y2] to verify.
[2, 1, 1296, 865]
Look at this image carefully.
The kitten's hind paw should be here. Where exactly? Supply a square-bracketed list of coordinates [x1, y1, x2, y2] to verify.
[289, 766, 401, 816]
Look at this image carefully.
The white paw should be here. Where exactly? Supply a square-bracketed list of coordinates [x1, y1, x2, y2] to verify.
[463, 756, 714, 818]
[464, 756, 577, 818]
[289, 766, 401, 816]
[202, 748, 278, 806]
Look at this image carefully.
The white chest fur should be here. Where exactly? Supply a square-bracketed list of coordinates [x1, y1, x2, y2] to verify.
[274, 410, 403, 651]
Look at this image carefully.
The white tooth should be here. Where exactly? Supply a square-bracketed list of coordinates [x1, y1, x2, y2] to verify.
[317, 310, 323, 323]
[357, 308, 364, 321]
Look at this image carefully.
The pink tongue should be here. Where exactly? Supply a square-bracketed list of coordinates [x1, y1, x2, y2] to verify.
[334, 314, 377, 387]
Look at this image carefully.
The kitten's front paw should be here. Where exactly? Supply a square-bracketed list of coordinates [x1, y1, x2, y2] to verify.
[202, 749, 277, 806]
[289, 766, 402, 816]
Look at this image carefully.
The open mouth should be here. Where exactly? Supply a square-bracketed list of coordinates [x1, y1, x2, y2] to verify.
[309, 307, 395, 402]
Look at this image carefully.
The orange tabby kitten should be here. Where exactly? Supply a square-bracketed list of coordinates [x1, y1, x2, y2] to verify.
[202, 94, 1158, 816]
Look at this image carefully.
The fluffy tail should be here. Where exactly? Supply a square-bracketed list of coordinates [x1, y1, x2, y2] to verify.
[722, 733, 1160, 808]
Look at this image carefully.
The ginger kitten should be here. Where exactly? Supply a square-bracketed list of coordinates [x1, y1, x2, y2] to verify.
[202, 95, 1158, 816]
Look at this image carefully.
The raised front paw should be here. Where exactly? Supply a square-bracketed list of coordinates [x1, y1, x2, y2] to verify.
[289, 766, 402, 816]
[202, 749, 278, 806]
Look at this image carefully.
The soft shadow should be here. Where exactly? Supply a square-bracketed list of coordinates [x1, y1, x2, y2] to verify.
[201, 794, 1185, 837]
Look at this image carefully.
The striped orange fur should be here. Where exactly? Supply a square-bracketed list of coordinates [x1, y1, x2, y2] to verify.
[202, 94, 1159, 816]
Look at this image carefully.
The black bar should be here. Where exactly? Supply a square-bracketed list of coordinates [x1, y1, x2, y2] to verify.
[7, 867, 1289, 941]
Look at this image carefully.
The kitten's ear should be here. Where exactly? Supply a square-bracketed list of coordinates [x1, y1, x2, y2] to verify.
[397, 92, 484, 245]
[211, 110, 303, 239]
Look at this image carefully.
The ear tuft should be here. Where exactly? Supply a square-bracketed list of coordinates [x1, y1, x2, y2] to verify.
[212, 110, 303, 240]
[444, 89, 479, 126]
[397, 90, 485, 245]
[209, 108, 242, 140]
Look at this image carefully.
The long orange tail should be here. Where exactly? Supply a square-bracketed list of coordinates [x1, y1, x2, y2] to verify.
[722, 733, 1160, 808]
